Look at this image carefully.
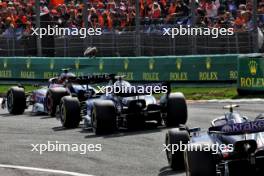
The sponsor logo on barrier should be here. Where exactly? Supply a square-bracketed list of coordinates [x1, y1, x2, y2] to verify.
[142, 72, 159, 81]
[26, 59, 31, 69]
[229, 71, 238, 80]
[74, 72, 84, 76]
[149, 58, 155, 71]
[240, 77, 264, 88]
[117, 72, 133, 80]
[99, 59, 104, 71]
[21, 71, 35, 79]
[44, 72, 58, 79]
[222, 120, 264, 133]
[248, 60, 258, 75]
[199, 72, 218, 81]
[171, 58, 188, 81]
[176, 58, 182, 70]
[50, 59, 54, 70]
[75, 59, 80, 70]
[206, 57, 212, 70]
[240, 58, 263, 88]
[198, 58, 218, 80]
[170, 72, 188, 81]
[0, 70, 12, 78]
[124, 59, 129, 71]
[0, 59, 11, 78]
[3, 59, 7, 68]
[236, 58, 264, 88]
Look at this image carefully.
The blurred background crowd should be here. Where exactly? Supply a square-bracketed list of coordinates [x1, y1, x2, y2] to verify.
[0, 0, 263, 37]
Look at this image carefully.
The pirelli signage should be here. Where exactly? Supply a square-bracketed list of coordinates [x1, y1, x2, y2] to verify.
[238, 54, 264, 91]
[0, 55, 238, 82]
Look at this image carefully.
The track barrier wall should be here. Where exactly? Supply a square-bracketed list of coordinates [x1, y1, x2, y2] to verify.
[0, 55, 238, 82]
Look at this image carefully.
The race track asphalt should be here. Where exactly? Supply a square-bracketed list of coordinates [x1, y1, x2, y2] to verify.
[0, 101, 263, 176]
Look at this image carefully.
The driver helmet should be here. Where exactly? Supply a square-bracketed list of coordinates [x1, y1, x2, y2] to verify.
[113, 80, 131, 88]
[227, 112, 247, 124]
[58, 72, 76, 83]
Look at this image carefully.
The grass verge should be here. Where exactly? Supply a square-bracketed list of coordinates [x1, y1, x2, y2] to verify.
[0, 85, 36, 95]
[171, 87, 237, 100]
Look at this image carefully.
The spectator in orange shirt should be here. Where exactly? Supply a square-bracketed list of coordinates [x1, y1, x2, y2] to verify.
[168, 2, 176, 15]
[234, 10, 245, 30]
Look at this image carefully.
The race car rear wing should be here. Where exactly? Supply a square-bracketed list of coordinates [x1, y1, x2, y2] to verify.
[209, 119, 264, 135]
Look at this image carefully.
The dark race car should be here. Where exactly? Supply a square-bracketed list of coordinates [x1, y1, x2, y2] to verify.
[165, 104, 264, 176]
[1, 68, 96, 116]
[56, 75, 188, 134]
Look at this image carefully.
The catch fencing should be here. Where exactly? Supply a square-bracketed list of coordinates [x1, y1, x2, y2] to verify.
[0, 32, 256, 57]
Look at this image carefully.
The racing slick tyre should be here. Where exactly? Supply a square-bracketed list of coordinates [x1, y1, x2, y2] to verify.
[91, 100, 116, 135]
[165, 92, 187, 127]
[6, 86, 26, 115]
[46, 87, 69, 117]
[59, 96, 81, 128]
[165, 128, 190, 171]
[184, 144, 217, 176]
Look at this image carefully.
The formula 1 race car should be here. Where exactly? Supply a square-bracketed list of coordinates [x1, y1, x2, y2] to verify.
[1, 69, 96, 116]
[165, 105, 264, 176]
[56, 75, 188, 134]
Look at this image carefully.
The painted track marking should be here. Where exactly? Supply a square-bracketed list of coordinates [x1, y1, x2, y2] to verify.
[0, 164, 94, 176]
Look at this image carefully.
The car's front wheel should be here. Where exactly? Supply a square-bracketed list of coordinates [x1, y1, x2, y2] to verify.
[184, 144, 217, 176]
[165, 128, 190, 171]
[60, 96, 81, 128]
[91, 100, 116, 135]
[163, 92, 188, 127]
[6, 86, 26, 115]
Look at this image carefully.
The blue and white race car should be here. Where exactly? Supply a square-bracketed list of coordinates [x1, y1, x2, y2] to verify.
[55, 76, 188, 134]
[1, 69, 96, 117]
[165, 105, 264, 176]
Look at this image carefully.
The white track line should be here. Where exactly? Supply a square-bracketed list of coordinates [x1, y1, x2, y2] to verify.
[188, 98, 264, 103]
[0, 164, 94, 176]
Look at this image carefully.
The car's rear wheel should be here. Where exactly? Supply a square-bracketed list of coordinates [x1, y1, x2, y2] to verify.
[60, 96, 81, 128]
[184, 144, 216, 176]
[46, 88, 68, 117]
[166, 128, 190, 171]
[6, 86, 26, 115]
[91, 100, 116, 135]
[165, 92, 187, 127]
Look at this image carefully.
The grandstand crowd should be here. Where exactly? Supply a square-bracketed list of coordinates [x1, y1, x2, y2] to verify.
[0, 0, 263, 37]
